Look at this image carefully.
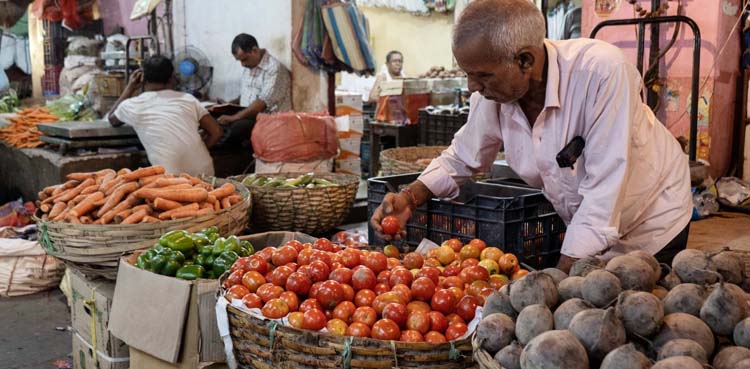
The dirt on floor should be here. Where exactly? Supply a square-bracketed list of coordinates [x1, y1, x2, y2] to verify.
[688, 211, 750, 252]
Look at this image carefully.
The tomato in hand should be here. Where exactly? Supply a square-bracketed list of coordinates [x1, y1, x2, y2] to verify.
[380, 215, 401, 236]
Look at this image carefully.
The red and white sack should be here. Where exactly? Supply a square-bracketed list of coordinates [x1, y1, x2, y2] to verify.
[252, 112, 339, 163]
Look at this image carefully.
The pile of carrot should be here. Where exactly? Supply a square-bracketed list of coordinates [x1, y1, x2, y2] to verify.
[36, 165, 243, 225]
[0, 107, 59, 148]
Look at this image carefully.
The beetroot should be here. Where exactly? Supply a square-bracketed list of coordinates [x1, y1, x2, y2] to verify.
[520, 330, 589, 369]
[558, 276, 584, 301]
[554, 298, 595, 330]
[483, 291, 518, 319]
[700, 280, 748, 336]
[616, 290, 664, 336]
[713, 346, 750, 369]
[711, 249, 744, 284]
[628, 250, 661, 285]
[738, 359, 750, 369]
[657, 339, 708, 364]
[735, 318, 750, 348]
[570, 256, 605, 277]
[663, 283, 707, 317]
[494, 341, 522, 369]
[568, 308, 627, 362]
[605, 255, 656, 291]
[581, 269, 622, 308]
[652, 356, 703, 369]
[516, 304, 553, 345]
[509, 271, 558, 311]
[476, 313, 515, 355]
[600, 343, 652, 369]
[672, 249, 718, 285]
[653, 313, 715, 356]
[541, 268, 568, 285]
[659, 265, 682, 290]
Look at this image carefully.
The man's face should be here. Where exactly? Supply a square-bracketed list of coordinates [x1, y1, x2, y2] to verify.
[234, 47, 261, 68]
[387, 54, 403, 76]
[454, 38, 531, 104]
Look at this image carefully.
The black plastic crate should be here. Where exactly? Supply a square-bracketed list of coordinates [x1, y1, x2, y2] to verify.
[43, 39, 66, 65]
[418, 109, 469, 146]
[368, 173, 566, 269]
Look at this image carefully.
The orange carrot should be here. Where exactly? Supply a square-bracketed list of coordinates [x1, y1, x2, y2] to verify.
[122, 166, 166, 181]
[55, 178, 95, 203]
[67, 215, 81, 224]
[114, 209, 133, 224]
[134, 188, 208, 203]
[62, 180, 80, 189]
[40, 203, 51, 213]
[201, 202, 214, 210]
[42, 184, 61, 195]
[93, 197, 107, 207]
[95, 169, 116, 178]
[69, 192, 105, 218]
[157, 203, 200, 220]
[66, 172, 96, 181]
[131, 204, 151, 214]
[160, 183, 193, 191]
[80, 216, 93, 224]
[100, 195, 140, 224]
[226, 195, 243, 205]
[81, 185, 99, 195]
[121, 209, 148, 224]
[171, 207, 213, 219]
[97, 182, 139, 218]
[49, 202, 66, 219]
[141, 215, 160, 223]
[117, 168, 132, 176]
[221, 197, 231, 209]
[138, 174, 164, 186]
[209, 183, 236, 199]
[153, 198, 183, 211]
[154, 177, 190, 187]
[180, 174, 202, 185]
[101, 177, 127, 195]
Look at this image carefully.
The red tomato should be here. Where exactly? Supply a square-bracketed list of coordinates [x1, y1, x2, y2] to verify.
[241, 293, 262, 309]
[411, 277, 436, 301]
[461, 258, 479, 269]
[285, 272, 312, 296]
[374, 283, 391, 295]
[445, 322, 468, 341]
[402, 253, 424, 270]
[383, 245, 400, 259]
[255, 247, 275, 262]
[443, 239, 463, 252]
[354, 289, 376, 307]
[333, 231, 348, 243]
[310, 250, 332, 268]
[288, 311, 304, 329]
[271, 245, 298, 267]
[230, 257, 251, 275]
[301, 309, 327, 331]
[299, 298, 323, 313]
[329, 267, 353, 285]
[406, 301, 432, 314]
[462, 265, 490, 284]
[446, 313, 465, 326]
[286, 262, 298, 271]
[477, 288, 494, 305]
[279, 291, 300, 312]
[285, 239, 304, 252]
[317, 280, 345, 310]
[442, 276, 465, 289]
[333, 301, 357, 323]
[345, 322, 371, 338]
[387, 257, 401, 270]
[416, 267, 441, 285]
[352, 306, 378, 327]
[313, 238, 336, 252]
[226, 285, 250, 301]
[242, 271, 266, 293]
[372, 319, 401, 340]
[382, 303, 408, 328]
[424, 331, 447, 344]
[308, 260, 330, 283]
[309, 282, 323, 300]
[456, 296, 480, 322]
[364, 252, 388, 274]
[377, 270, 392, 285]
[326, 319, 348, 335]
[431, 289, 457, 315]
[389, 268, 414, 287]
[428, 311, 448, 333]
[262, 298, 289, 319]
[269, 265, 295, 288]
[297, 248, 315, 266]
[443, 264, 462, 277]
[246, 255, 269, 275]
[256, 283, 283, 303]
[373, 292, 405, 315]
[391, 284, 412, 304]
[406, 311, 431, 334]
[340, 248, 361, 268]
[400, 330, 424, 342]
[447, 287, 465, 302]
[467, 280, 490, 297]
[380, 216, 401, 235]
[352, 267, 377, 291]
[224, 270, 244, 288]
[468, 239, 487, 252]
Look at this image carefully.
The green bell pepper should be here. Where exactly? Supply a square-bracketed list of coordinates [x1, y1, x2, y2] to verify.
[199, 244, 213, 257]
[212, 238, 227, 256]
[240, 241, 254, 256]
[160, 260, 182, 276]
[191, 233, 211, 247]
[159, 230, 187, 247]
[224, 235, 242, 254]
[212, 250, 239, 276]
[176, 265, 205, 280]
[194, 254, 209, 268]
[205, 254, 216, 268]
[136, 253, 151, 270]
[202, 226, 219, 236]
[149, 254, 168, 274]
[168, 250, 186, 264]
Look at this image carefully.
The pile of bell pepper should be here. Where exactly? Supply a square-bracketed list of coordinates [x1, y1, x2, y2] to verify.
[135, 226, 254, 280]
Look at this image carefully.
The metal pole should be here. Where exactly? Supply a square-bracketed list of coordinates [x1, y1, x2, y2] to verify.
[646, 0, 661, 109]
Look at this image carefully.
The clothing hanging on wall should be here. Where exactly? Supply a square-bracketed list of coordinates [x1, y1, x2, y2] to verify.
[547, 1, 582, 40]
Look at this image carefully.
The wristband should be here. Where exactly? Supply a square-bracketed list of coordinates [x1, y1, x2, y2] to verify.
[400, 187, 419, 210]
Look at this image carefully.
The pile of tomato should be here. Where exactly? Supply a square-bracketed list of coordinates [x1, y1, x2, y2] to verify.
[223, 237, 528, 343]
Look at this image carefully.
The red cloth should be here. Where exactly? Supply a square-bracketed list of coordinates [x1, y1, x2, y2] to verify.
[32, 0, 95, 29]
[252, 112, 339, 163]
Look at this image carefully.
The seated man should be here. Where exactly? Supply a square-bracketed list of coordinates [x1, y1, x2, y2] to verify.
[108, 55, 223, 176]
[216, 33, 292, 145]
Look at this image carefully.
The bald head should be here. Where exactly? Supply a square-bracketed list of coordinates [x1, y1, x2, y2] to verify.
[453, 0, 546, 62]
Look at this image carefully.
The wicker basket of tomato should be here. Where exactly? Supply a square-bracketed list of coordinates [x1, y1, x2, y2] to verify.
[217, 234, 529, 369]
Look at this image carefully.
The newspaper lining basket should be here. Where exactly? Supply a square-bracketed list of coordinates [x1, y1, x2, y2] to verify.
[34, 178, 251, 280]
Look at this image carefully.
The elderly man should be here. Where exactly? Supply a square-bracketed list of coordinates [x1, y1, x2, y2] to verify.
[370, 0, 692, 272]
[368, 50, 406, 103]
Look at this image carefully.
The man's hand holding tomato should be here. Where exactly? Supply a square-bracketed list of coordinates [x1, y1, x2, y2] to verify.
[370, 181, 434, 242]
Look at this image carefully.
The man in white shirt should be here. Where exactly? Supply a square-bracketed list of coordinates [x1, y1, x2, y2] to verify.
[368, 50, 406, 103]
[370, 0, 692, 271]
[108, 56, 223, 176]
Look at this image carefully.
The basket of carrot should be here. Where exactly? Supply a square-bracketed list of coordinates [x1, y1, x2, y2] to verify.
[33, 165, 252, 280]
[0, 107, 59, 148]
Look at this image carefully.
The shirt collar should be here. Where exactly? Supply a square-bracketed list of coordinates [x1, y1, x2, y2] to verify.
[249, 50, 271, 71]
[543, 39, 561, 109]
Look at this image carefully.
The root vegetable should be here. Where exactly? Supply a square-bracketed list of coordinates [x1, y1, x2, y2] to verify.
[134, 187, 208, 203]
[615, 290, 664, 336]
[663, 283, 707, 317]
[657, 339, 707, 364]
[69, 191, 104, 218]
[568, 308, 627, 362]
[701, 280, 748, 336]
[122, 166, 165, 181]
[153, 197, 183, 211]
[652, 356, 703, 369]
[121, 208, 148, 224]
[509, 271, 558, 311]
[559, 276, 584, 301]
[659, 265, 682, 290]
[97, 182, 139, 218]
[67, 172, 96, 181]
[713, 346, 750, 369]
[476, 313, 515, 355]
[600, 343, 651, 369]
[570, 257, 605, 277]
[209, 183, 236, 199]
[652, 286, 669, 299]
[157, 203, 200, 220]
[739, 359, 750, 369]
[653, 313, 715, 356]
[516, 304, 553, 345]
[520, 330, 589, 369]
[672, 249, 718, 285]
[711, 249, 744, 284]
[494, 341, 522, 369]
[628, 250, 661, 285]
[581, 269, 622, 308]
[554, 298, 594, 330]
[541, 268, 568, 285]
[605, 255, 655, 291]
[483, 291, 517, 319]
[48, 202, 66, 219]
[735, 318, 750, 348]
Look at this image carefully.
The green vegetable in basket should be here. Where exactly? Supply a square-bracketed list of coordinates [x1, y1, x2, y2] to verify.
[161, 260, 182, 277]
[176, 265, 205, 280]
[193, 254, 209, 269]
[136, 253, 151, 270]
[241, 240, 254, 256]
[212, 250, 240, 276]
[159, 230, 195, 257]
[224, 235, 241, 254]
[149, 254, 168, 275]
[190, 233, 211, 247]
[199, 244, 213, 257]
[168, 250, 186, 265]
[211, 237, 227, 256]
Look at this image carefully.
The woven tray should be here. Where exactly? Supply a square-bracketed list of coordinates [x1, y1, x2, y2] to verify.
[35, 178, 251, 280]
[471, 333, 502, 369]
[380, 146, 447, 176]
[227, 303, 476, 369]
[232, 172, 359, 235]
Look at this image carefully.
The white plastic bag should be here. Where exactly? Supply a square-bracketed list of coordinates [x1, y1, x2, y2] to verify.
[0, 33, 16, 70]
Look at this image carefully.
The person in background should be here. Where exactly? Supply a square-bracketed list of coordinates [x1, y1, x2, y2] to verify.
[368, 50, 406, 103]
[370, 0, 692, 271]
[108, 55, 223, 176]
[216, 33, 292, 146]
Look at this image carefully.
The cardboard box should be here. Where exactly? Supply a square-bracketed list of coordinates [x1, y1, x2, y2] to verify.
[69, 269, 129, 359]
[335, 92, 363, 116]
[72, 332, 129, 369]
[109, 254, 224, 366]
[335, 158, 362, 175]
[337, 135, 362, 157]
[334, 115, 364, 135]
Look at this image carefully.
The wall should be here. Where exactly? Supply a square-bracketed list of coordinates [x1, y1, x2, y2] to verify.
[171, 0, 292, 101]
[581, 0, 741, 177]
[360, 6, 455, 76]
[98, 0, 150, 36]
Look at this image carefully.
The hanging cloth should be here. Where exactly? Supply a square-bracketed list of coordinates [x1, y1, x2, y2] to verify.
[321, 2, 376, 75]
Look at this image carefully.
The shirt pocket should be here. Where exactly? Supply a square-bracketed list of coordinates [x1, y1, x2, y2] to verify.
[556, 159, 583, 215]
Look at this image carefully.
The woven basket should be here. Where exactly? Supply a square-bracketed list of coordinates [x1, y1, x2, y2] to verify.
[34, 178, 252, 280]
[232, 172, 359, 235]
[227, 303, 476, 369]
[380, 146, 447, 176]
[471, 333, 502, 369]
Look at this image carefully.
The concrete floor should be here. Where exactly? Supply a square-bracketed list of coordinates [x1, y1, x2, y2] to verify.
[687, 211, 750, 252]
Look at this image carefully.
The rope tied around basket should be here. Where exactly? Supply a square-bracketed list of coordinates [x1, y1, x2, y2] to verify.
[390, 340, 400, 369]
[341, 336, 353, 369]
[449, 341, 461, 361]
[267, 320, 278, 355]
[39, 223, 55, 255]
